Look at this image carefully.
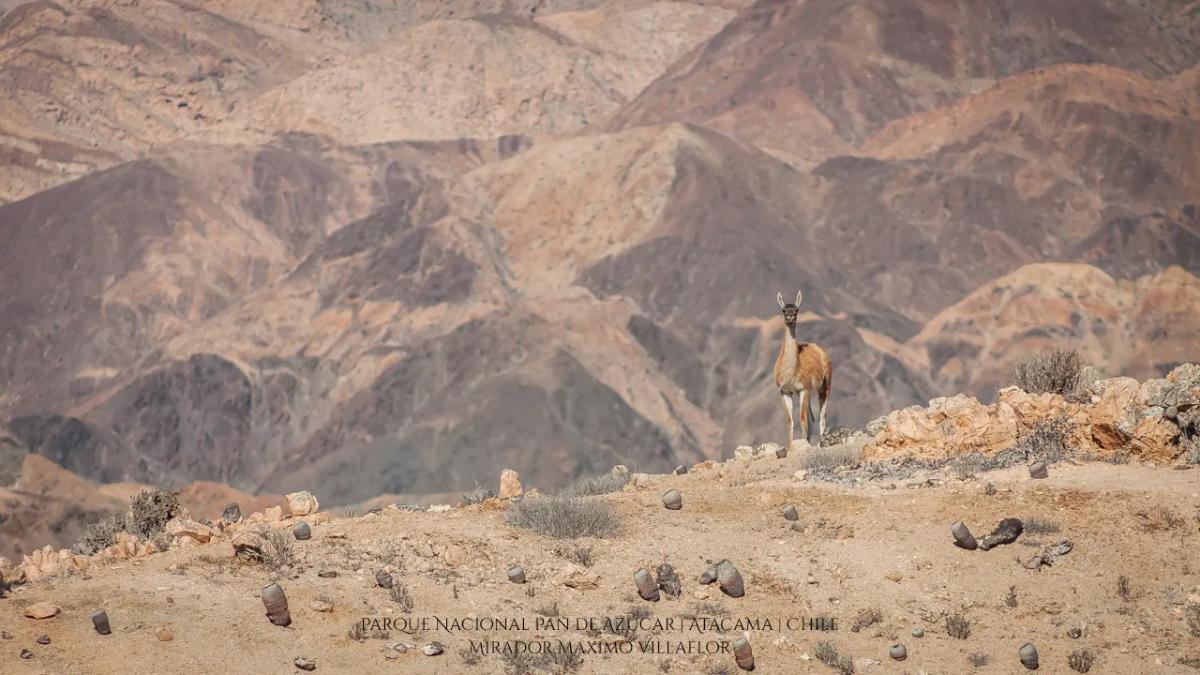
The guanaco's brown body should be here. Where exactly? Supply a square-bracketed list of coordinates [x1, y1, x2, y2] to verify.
[774, 291, 833, 447]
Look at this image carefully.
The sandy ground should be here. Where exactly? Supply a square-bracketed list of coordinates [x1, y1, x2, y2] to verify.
[1, 451, 1198, 675]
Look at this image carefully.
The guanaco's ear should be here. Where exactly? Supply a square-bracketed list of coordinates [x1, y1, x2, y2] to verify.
[794, 290, 803, 306]
[776, 291, 785, 309]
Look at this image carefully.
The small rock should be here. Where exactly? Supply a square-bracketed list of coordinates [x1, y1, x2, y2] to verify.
[317, 570, 338, 578]
[699, 565, 717, 585]
[507, 566, 526, 584]
[635, 569, 660, 601]
[884, 570, 903, 583]
[889, 644, 907, 661]
[775, 446, 788, 459]
[309, 600, 333, 613]
[735, 445, 757, 459]
[1067, 627, 1082, 639]
[36, 634, 50, 645]
[20, 648, 33, 659]
[157, 628, 174, 642]
[655, 563, 681, 598]
[222, 503, 242, 523]
[375, 570, 394, 589]
[232, 530, 267, 559]
[499, 469, 523, 499]
[951, 520, 978, 550]
[663, 490, 683, 510]
[262, 506, 284, 522]
[1019, 643, 1039, 669]
[91, 609, 112, 635]
[287, 491, 320, 517]
[23, 602, 60, 619]
[1, 630, 11, 639]
[422, 642, 444, 656]
[911, 628, 924, 638]
[293, 521, 312, 541]
[732, 636, 755, 671]
[261, 583, 292, 627]
[716, 560, 744, 598]
[674, 465, 687, 475]
[979, 518, 1024, 550]
[782, 505, 799, 521]
[1029, 462, 1048, 479]
[294, 657, 316, 671]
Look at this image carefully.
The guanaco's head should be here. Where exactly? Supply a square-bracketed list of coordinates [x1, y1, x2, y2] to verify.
[776, 290, 802, 325]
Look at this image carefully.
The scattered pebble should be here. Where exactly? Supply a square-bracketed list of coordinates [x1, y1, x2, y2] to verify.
[309, 601, 333, 613]
[157, 628, 174, 642]
[23, 602, 60, 620]
[911, 628, 924, 638]
[317, 570, 338, 578]
[1029, 462, 1048, 479]
[262, 583, 292, 627]
[635, 568, 660, 601]
[889, 644, 907, 661]
[673, 465, 687, 475]
[884, 570, 903, 582]
[1067, 627, 1082, 639]
[422, 642, 444, 656]
[1, 630, 12, 639]
[20, 648, 33, 659]
[782, 505, 799, 521]
[375, 570, 394, 589]
[1019, 642, 1039, 670]
[663, 490, 683, 510]
[775, 446, 788, 459]
[699, 565, 717, 585]
[36, 634, 50, 645]
[294, 657, 316, 671]
[716, 560, 744, 598]
[655, 563, 681, 598]
[294, 521, 312, 541]
[951, 521, 978, 550]
[222, 503, 242, 523]
[979, 518, 1024, 550]
[732, 636, 755, 671]
[507, 566, 526, 584]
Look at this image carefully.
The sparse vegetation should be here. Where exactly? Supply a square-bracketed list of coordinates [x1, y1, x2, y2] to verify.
[554, 544, 594, 567]
[560, 472, 629, 497]
[506, 495, 619, 539]
[1186, 603, 1200, 638]
[390, 584, 414, 613]
[462, 485, 496, 505]
[535, 602, 560, 617]
[1004, 586, 1019, 608]
[851, 607, 882, 632]
[1069, 649, 1095, 673]
[1118, 575, 1133, 602]
[802, 445, 861, 471]
[72, 488, 181, 555]
[813, 641, 854, 675]
[458, 645, 482, 666]
[1016, 417, 1071, 462]
[1013, 349, 1086, 398]
[262, 529, 294, 570]
[946, 614, 971, 639]
[969, 653, 989, 667]
[538, 648, 584, 673]
[1137, 506, 1185, 531]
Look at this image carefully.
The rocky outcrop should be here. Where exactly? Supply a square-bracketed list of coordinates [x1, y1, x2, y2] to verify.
[863, 365, 1199, 464]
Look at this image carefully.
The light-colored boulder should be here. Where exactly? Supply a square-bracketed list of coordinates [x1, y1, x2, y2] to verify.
[286, 491, 320, 517]
[499, 469, 523, 499]
[23, 601, 60, 619]
[862, 394, 1018, 462]
[554, 563, 601, 590]
[167, 518, 214, 543]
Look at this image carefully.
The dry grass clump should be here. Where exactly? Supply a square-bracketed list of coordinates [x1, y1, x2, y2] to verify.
[507, 495, 619, 539]
[969, 653, 990, 667]
[946, 613, 971, 639]
[1013, 349, 1086, 398]
[72, 488, 181, 555]
[461, 485, 495, 505]
[1186, 603, 1200, 638]
[1136, 506, 1185, 531]
[561, 472, 629, 497]
[803, 445, 861, 471]
[813, 641, 854, 674]
[390, 584, 414, 613]
[1069, 649, 1095, 673]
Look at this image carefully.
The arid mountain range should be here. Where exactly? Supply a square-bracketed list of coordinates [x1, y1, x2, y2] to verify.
[1, 0, 1199, 518]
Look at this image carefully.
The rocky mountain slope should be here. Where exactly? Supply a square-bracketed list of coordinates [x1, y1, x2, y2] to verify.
[1, 0, 1198, 510]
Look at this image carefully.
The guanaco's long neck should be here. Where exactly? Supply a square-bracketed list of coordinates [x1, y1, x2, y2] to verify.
[779, 321, 799, 374]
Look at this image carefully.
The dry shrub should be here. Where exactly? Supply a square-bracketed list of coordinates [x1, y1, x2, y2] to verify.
[390, 584, 414, 613]
[1137, 506, 1185, 531]
[814, 641, 854, 674]
[946, 614, 971, 639]
[461, 485, 495, 505]
[72, 488, 181, 555]
[561, 472, 629, 497]
[969, 653, 989, 667]
[1186, 603, 1200, 638]
[1118, 575, 1133, 602]
[507, 496, 619, 539]
[1013, 349, 1086, 398]
[1069, 649, 1095, 673]
[803, 445, 862, 471]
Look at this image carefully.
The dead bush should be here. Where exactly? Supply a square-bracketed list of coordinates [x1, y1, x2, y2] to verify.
[813, 641, 854, 675]
[263, 529, 294, 569]
[1004, 586, 1019, 608]
[72, 512, 127, 555]
[946, 614, 971, 639]
[462, 485, 495, 505]
[127, 489, 181, 541]
[1013, 349, 1086, 398]
[560, 472, 629, 498]
[851, 608, 882, 632]
[1023, 518, 1061, 534]
[506, 496, 619, 539]
[1118, 575, 1133, 602]
[969, 653, 989, 667]
[390, 584, 414, 613]
[554, 544, 594, 567]
[1186, 603, 1200, 637]
[1069, 649, 1095, 673]
[1137, 506, 1185, 531]
[802, 445, 862, 471]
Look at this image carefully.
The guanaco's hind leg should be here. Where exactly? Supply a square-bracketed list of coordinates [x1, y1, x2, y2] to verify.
[780, 394, 794, 448]
[797, 388, 811, 444]
[818, 376, 831, 440]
